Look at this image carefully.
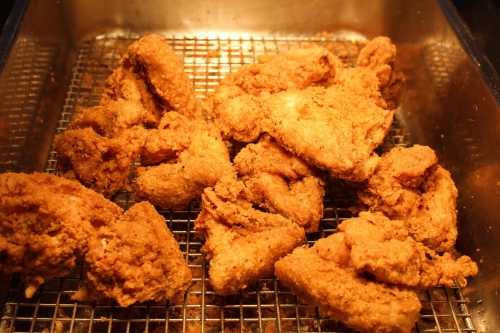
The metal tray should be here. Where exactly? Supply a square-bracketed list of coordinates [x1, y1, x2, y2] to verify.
[0, 1, 499, 332]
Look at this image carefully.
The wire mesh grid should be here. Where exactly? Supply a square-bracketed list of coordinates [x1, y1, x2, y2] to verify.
[0, 37, 58, 172]
[1, 32, 477, 333]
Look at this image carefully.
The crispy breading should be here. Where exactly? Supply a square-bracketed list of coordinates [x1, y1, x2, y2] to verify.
[101, 66, 162, 126]
[54, 127, 146, 196]
[0, 173, 122, 298]
[359, 145, 458, 251]
[234, 136, 324, 231]
[206, 46, 340, 142]
[264, 85, 393, 181]
[135, 113, 233, 210]
[275, 233, 421, 333]
[339, 212, 478, 288]
[195, 177, 305, 294]
[125, 34, 198, 116]
[75, 202, 192, 306]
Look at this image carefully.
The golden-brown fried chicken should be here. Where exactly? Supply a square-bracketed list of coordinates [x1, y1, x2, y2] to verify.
[135, 112, 233, 210]
[359, 145, 458, 251]
[195, 177, 305, 295]
[70, 100, 149, 137]
[339, 212, 478, 289]
[275, 233, 421, 333]
[75, 202, 192, 306]
[125, 34, 199, 116]
[54, 127, 146, 196]
[264, 85, 393, 181]
[234, 136, 324, 231]
[101, 66, 162, 126]
[206, 46, 340, 142]
[0, 172, 123, 298]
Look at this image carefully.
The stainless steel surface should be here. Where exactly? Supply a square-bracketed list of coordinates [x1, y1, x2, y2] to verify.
[0, 0, 499, 332]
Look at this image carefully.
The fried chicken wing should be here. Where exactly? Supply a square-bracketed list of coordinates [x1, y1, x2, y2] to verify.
[195, 177, 305, 294]
[0, 173, 122, 298]
[359, 145, 458, 251]
[275, 233, 421, 333]
[75, 202, 192, 306]
[135, 112, 233, 210]
[125, 34, 198, 116]
[54, 127, 146, 196]
[234, 136, 324, 231]
[339, 212, 478, 289]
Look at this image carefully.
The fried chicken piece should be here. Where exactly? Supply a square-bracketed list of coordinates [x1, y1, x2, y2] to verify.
[125, 34, 198, 116]
[135, 112, 233, 210]
[195, 177, 305, 294]
[54, 127, 146, 196]
[101, 66, 162, 126]
[264, 85, 393, 181]
[275, 233, 421, 333]
[234, 136, 324, 231]
[207, 46, 340, 142]
[70, 99, 149, 137]
[339, 212, 478, 289]
[359, 145, 458, 251]
[75, 202, 192, 306]
[0, 172, 122, 298]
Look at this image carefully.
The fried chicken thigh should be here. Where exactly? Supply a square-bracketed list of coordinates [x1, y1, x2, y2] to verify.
[0, 173, 123, 298]
[275, 233, 421, 333]
[75, 202, 192, 306]
[195, 177, 305, 294]
[234, 136, 324, 231]
[339, 212, 478, 289]
[135, 112, 233, 210]
[359, 145, 458, 251]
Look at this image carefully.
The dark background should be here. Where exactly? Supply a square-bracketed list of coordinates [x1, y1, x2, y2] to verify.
[0, 0, 499, 71]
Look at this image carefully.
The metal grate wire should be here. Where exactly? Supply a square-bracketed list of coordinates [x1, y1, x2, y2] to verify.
[1, 32, 477, 333]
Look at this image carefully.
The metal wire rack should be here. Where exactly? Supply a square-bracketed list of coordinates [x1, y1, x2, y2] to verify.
[0, 32, 477, 333]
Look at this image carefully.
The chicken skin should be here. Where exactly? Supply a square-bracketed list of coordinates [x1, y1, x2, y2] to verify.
[275, 233, 421, 333]
[195, 177, 305, 294]
[359, 145, 458, 251]
[0, 173, 122, 298]
[54, 127, 146, 197]
[135, 112, 233, 210]
[125, 34, 199, 116]
[234, 136, 324, 231]
[338, 212, 478, 289]
[75, 202, 192, 306]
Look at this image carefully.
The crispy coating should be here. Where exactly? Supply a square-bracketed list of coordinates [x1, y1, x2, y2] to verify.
[275, 233, 421, 333]
[264, 86, 393, 181]
[101, 66, 162, 126]
[195, 177, 305, 294]
[0, 173, 122, 298]
[339, 212, 478, 289]
[70, 100, 149, 137]
[359, 145, 458, 251]
[207, 46, 340, 141]
[234, 136, 324, 231]
[125, 34, 198, 116]
[54, 127, 146, 196]
[76, 202, 192, 306]
[135, 113, 233, 210]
